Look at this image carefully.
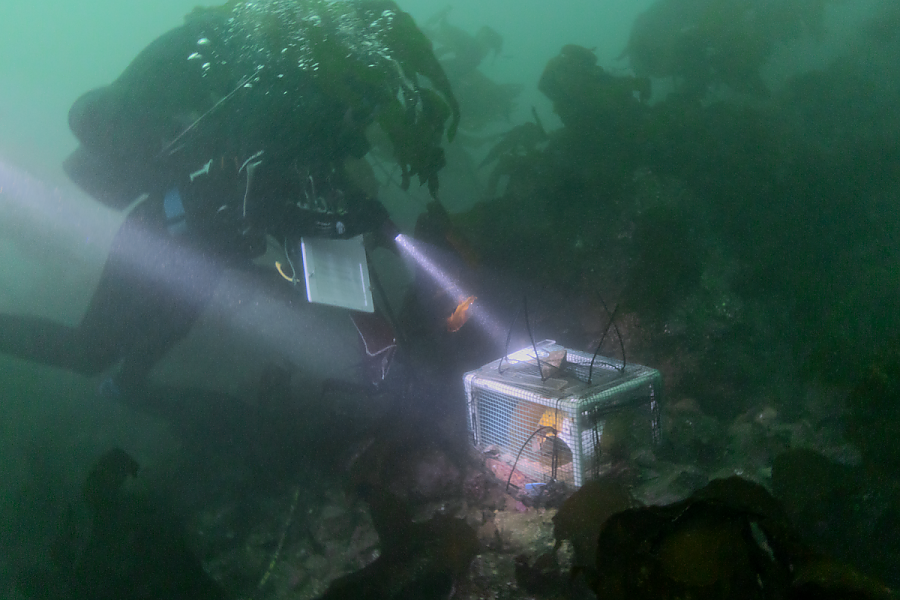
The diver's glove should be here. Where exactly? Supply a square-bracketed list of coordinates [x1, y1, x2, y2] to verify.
[343, 198, 390, 237]
[377, 218, 402, 251]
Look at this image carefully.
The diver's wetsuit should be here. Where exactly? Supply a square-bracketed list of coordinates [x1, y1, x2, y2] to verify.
[0, 196, 223, 389]
[0, 173, 388, 394]
[0, 7, 394, 395]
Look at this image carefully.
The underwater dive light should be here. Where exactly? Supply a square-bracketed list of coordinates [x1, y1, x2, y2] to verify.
[395, 233, 467, 305]
[394, 232, 505, 341]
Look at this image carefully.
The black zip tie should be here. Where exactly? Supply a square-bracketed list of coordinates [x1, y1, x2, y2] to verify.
[505, 425, 557, 493]
[499, 295, 546, 380]
[588, 295, 626, 384]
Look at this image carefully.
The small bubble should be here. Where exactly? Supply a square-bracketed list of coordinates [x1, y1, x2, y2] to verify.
[202, 62, 211, 70]
[197, 37, 210, 45]
[188, 52, 202, 60]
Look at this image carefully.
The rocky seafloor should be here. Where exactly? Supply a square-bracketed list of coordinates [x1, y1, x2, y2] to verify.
[169, 377, 891, 600]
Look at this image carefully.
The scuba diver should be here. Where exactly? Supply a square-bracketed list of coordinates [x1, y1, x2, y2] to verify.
[0, 0, 459, 400]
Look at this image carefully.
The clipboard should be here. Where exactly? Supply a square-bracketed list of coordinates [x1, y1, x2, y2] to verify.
[300, 235, 374, 312]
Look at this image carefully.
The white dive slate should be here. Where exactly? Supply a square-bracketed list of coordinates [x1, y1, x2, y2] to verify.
[300, 235, 374, 312]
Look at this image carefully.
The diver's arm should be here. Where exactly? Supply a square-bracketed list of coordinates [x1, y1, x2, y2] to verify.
[266, 194, 397, 247]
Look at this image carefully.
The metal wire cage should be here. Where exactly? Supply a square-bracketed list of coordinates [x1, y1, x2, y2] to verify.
[464, 340, 662, 488]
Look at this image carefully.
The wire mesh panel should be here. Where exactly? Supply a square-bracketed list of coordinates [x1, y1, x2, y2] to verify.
[464, 341, 662, 488]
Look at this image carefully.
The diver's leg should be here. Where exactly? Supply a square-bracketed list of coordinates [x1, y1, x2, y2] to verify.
[0, 244, 157, 376]
[114, 274, 222, 392]
[0, 196, 226, 393]
[0, 197, 164, 378]
[112, 231, 227, 393]
[0, 204, 155, 374]
[64, 200, 170, 379]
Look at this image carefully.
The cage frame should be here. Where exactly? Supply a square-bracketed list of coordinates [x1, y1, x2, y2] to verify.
[464, 340, 662, 488]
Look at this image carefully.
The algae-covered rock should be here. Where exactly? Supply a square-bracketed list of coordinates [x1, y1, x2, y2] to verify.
[592, 477, 798, 600]
[21, 448, 227, 600]
[845, 345, 900, 472]
[551, 476, 634, 570]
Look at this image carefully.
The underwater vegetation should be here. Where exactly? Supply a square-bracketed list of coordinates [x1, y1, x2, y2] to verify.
[85, 0, 459, 203]
[440, 12, 900, 584]
[317, 485, 478, 600]
[593, 476, 891, 600]
[451, 3, 900, 416]
[845, 345, 900, 473]
[8, 0, 900, 598]
[621, 0, 834, 97]
[421, 9, 519, 134]
[376, 9, 527, 210]
[772, 447, 900, 590]
[515, 475, 892, 599]
[550, 476, 635, 572]
[621, 204, 703, 319]
[18, 448, 226, 600]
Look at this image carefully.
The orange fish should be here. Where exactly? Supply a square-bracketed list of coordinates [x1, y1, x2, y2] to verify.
[446, 296, 476, 332]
